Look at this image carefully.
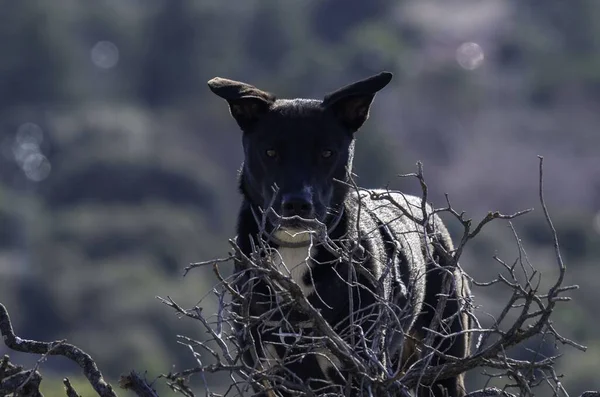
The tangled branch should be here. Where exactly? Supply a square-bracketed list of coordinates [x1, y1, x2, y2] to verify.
[158, 157, 596, 397]
[1, 158, 597, 396]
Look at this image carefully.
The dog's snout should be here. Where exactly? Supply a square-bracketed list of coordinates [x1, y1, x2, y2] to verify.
[281, 193, 314, 218]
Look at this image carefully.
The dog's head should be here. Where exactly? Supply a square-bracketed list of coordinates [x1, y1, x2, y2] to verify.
[208, 72, 392, 242]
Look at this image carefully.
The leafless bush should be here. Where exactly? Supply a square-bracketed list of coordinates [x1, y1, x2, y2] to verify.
[1, 157, 598, 397]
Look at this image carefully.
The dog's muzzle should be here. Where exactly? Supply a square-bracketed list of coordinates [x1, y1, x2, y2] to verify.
[250, 206, 344, 248]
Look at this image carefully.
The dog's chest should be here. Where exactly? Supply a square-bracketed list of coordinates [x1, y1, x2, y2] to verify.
[270, 246, 316, 296]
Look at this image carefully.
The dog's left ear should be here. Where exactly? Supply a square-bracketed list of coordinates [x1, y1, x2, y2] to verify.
[322, 71, 393, 133]
[207, 77, 276, 131]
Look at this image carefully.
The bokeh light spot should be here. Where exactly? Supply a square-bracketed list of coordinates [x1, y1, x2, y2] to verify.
[456, 42, 485, 70]
[22, 153, 51, 182]
[16, 122, 43, 146]
[12, 141, 41, 165]
[91, 41, 120, 69]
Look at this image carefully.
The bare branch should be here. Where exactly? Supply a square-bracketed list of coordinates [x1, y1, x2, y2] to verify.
[168, 159, 596, 397]
[5, 159, 592, 397]
[0, 303, 117, 397]
[64, 378, 82, 397]
[118, 371, 160, 397]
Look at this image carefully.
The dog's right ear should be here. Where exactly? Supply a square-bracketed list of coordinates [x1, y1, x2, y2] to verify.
[207, 77, 275, 131]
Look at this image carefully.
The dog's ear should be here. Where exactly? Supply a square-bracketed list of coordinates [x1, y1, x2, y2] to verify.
[322, 72, 393, 133]
[207, 77, 276, 131]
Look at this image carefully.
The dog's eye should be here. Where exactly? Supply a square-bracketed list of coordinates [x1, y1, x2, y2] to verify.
[321, 150, 333, 158]
[266, 149, 278, 158]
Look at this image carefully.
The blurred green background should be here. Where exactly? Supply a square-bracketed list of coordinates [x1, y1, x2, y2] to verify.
[0, 0, 599, 395]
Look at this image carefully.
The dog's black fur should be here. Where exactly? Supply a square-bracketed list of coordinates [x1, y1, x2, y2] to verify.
[208, 72, 470, 397]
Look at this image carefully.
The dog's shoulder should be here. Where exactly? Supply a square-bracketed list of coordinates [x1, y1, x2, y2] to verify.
[343, 190, 427, 240]
[341, 190, 429, 287]
[345, 189, 453, 248]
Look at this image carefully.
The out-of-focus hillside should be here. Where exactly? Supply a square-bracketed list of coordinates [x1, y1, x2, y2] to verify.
[0, 0, 599, 395]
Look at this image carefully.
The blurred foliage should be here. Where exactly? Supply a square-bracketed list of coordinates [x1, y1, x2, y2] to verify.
[0, 0, 599, 395]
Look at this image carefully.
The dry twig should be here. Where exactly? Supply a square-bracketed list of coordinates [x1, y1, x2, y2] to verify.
[1, 159, 597, 397]
[162, 158, 595, 397]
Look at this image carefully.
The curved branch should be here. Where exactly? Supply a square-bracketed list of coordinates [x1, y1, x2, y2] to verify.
[0, 303, 117, 397]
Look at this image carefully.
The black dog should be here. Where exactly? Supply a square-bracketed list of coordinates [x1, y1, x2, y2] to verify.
[208, 72, 470, 397]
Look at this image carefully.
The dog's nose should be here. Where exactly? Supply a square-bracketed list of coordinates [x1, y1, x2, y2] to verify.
[281, 193, 314, 218]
